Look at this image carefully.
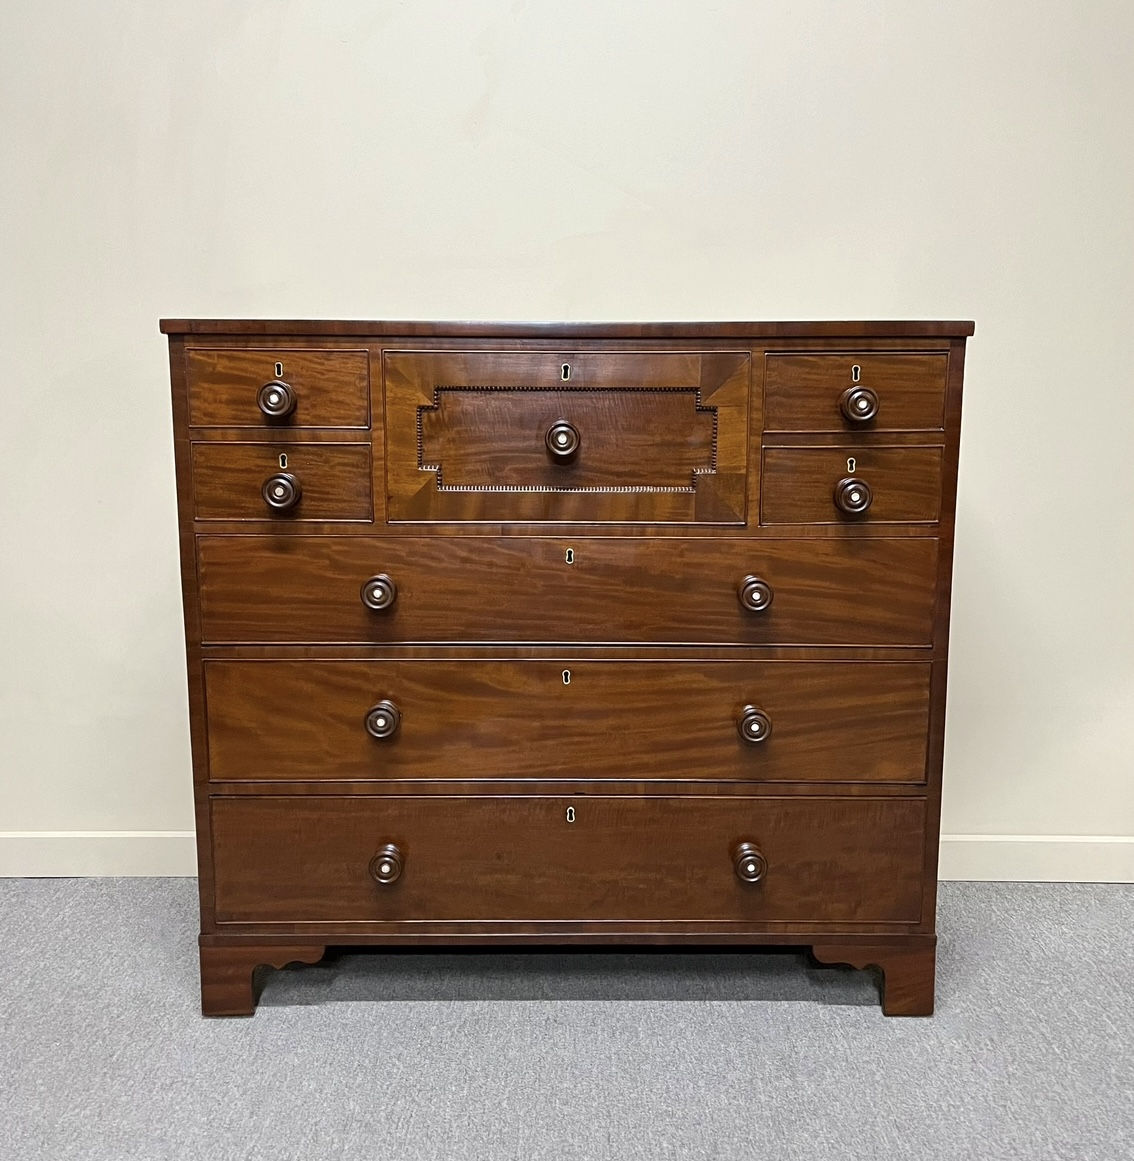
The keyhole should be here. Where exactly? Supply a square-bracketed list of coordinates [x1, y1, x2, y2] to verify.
[566, 806, 576, 823]
[561, 363, 571, 381]
[847, 456, 856, 473]
[275, 361, 284, 378]
[565, 548, 575, 565]
[562, 669, 571, 685]
[279, 453, 288, 469]
[851, 364, 861, 383]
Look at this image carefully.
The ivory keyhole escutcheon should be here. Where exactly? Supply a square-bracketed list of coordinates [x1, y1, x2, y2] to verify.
[279, 453, 288, 469]
[566, 806, 576, 823]
[561, 363, 571, 381]
[565, 548, 574, 565]
[562, 669, 571, 685]
[274, 361, 284, 378]
[847, 456, 856, 473]
[851, 364, 861, 383]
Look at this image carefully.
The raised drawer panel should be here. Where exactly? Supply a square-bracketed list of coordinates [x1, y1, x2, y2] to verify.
[191, 443, 372, 521]
[384, 350, 750, 524]
[204, 659, 932, 784]
[186, 348, 370, 428]
[764, 353, 947, 432]
[211, 795, 927, 924]
[761, 447, 943, 525]
[196, 536, 939, 646]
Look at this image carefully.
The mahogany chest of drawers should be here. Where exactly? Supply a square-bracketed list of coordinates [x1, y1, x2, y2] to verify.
[162, 318, 972, 1017]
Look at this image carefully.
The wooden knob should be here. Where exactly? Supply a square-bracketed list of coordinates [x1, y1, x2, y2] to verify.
[546, 420, 580, 461]
[834, 477, 873, 516]
[738, 575, 774, 613]
[360, 574, 398, 611]
[365, 700, 401, 740]
[839, 386, 878, 423]
[262, 472, 301, 511]
[369, 843, 404, 885]
[257, 380, 296, 418]
[733, 842, 767, 884]
[738, 705, 772, 743]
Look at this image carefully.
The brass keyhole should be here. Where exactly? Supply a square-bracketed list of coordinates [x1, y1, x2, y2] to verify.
[561, 363, 571, 381]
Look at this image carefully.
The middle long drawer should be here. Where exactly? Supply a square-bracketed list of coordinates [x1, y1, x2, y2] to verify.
[204, 659, 932, 784]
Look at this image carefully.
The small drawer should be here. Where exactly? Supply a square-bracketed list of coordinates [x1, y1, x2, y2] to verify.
[191, 443, 372, 522]
[764, 353, 947, 432]
[196, 535, 939, 646]
[204, 659, 932, 784]
[186, 348, 370, 428]
[211, 795, 927, 925]
[384, 350, 751, 524]
[761, 447, 943, 525]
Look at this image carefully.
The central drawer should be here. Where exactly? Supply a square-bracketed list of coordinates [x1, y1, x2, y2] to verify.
[384, 350, 751, 523]
[211, 795, 927, 925]
[196, 536, 938, 645]
[204, 659, 932, 784]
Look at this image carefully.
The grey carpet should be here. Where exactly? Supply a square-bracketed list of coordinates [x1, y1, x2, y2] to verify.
[1, 881, 1132, 1160]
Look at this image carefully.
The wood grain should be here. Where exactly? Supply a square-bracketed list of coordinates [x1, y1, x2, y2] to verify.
[385, 350, 749, 524]
[163, 320, 976, 338]
[419, 389, 715, 489]
[191, 443, 373, 521]
[203, 659, 932, 784]
[761, 447, 943, 525]
[199, 942, 326, 1016]
[812, 938, 936, 1015]
[764, 353, 947, 432]
[195, 535, 939, 646]
[210, 795, 927, 925]
[186, 348, 369, 428]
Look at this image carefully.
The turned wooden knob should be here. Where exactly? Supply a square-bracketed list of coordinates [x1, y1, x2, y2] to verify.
[545, 420, 580, 461]
[738, 575, 774, 613]
[733, 842, 767, 884]
[738, 705, 772, 743]
[365, 700, 401, 739]
[360, 573, 398, 611]
[258, 380, 296, 418]
[839, 386, 878, 423]
[369, 844, 404, 885]
[262, 472, 301, 511]
[834, 476, 873, 516]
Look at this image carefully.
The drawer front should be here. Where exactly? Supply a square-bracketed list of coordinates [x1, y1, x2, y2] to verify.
[211, 795, 927, 924]
[196, 536, 939, 646]
[191, 443, 373, 521]
[186, 348, 370, 428]
[764, 353, 947, 432]
[205, 660, 931, 784]
[761, 447, 943, 525]
[384, 350, 750, 523]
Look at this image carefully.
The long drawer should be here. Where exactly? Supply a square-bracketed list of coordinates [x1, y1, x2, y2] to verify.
[204, 659, 932, 784]
[211, 795, 927, 924]
[196, 536, 939, 645]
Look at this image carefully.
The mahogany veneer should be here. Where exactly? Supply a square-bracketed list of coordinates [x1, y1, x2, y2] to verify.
[164, 318, 972, 1017]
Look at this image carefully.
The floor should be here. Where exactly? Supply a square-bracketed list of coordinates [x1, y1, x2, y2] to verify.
[1, 880, 1131, 1161]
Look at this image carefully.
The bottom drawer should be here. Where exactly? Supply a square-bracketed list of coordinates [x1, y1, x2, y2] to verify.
[211, 795, 926, 925]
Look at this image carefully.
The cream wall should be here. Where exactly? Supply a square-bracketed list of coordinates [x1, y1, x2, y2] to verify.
[1, 1, 1132, 878]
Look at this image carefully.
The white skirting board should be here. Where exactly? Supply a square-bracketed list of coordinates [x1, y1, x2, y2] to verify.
[1, 831, 1133, 881]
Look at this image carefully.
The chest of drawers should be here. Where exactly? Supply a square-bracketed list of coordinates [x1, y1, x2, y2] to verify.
[163, 318, 972, 1017]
